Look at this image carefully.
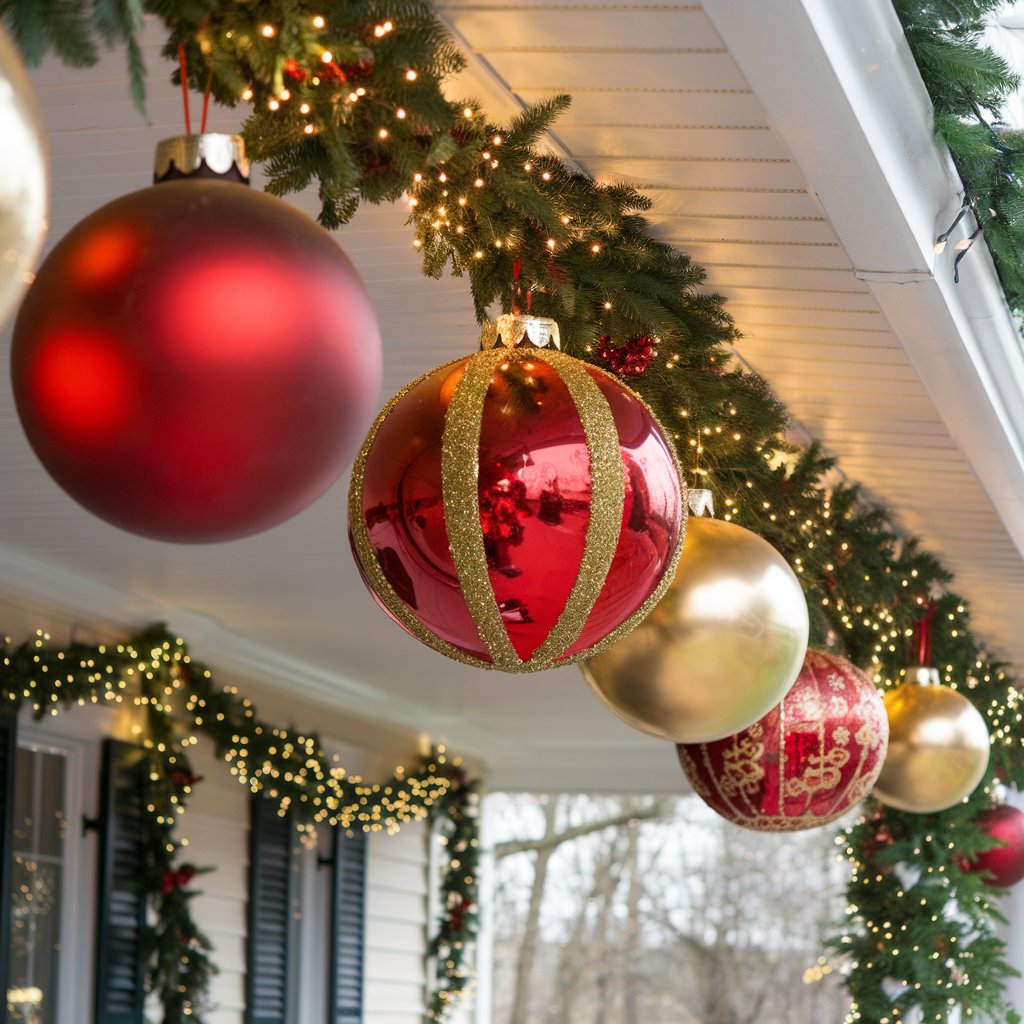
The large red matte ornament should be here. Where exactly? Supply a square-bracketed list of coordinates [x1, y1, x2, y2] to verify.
[963, 804, 1024, 888]
[11, 134, 382, 542]
[678, 650, 889, 832]
[349, 314, 684, 673]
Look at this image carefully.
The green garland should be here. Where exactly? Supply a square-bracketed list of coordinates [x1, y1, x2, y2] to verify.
[0, 623, 478, 1023]
[894, 0, 1024, 303]
[3, 0, 1024, 1020]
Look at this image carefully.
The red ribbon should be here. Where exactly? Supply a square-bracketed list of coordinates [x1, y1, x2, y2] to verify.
[913, 602, 938, 666]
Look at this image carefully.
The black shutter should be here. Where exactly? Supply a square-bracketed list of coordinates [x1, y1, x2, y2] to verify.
[246, 795, 294, 1024]
[328, 828, 367, 1024]
[94, 740, 147, 1024]
[0, 707, 18, 1024]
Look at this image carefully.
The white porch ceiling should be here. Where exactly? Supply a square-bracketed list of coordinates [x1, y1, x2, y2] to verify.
[1, 0, 1022, 792]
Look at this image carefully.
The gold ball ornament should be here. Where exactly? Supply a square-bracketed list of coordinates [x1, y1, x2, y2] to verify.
[873, 668, 990, 813]
[580, 497, 809, 742]
[0, 26, 48, 326]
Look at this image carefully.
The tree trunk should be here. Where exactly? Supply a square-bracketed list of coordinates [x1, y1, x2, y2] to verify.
[509, 797, 560, 1024]
[548, 834, 624, 1024]
[622, 822, 642, 1024]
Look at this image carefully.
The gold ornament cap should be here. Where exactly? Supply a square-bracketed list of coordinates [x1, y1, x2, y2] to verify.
[688, 488, 715, 518]
[904, 665, 941, 686]
[154, 133, 251, 184]
[480, 313, 561, 351]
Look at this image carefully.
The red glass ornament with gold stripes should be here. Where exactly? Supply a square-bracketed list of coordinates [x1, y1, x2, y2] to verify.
[349, 314, 685, 673]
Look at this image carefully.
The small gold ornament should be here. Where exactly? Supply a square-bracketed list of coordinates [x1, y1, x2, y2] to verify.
[873, 667, 990, 813]
[580, 490, 809, 742]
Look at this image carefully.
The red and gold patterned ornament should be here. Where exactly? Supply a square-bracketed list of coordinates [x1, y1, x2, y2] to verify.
[11, 133, 382, 542]
[349, 313, 685, 672]
[961, 804, 1024, 888]
[677, 650, 889, 832]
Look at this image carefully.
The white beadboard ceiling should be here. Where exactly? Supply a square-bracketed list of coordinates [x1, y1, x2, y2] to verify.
[1, 1, 1022, 792]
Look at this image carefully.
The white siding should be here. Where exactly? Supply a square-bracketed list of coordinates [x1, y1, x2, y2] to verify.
[180, 742, 250, 1023]
[365, 824, 429, 1023]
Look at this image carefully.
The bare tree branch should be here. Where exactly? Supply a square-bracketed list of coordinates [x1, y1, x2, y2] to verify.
[494, 800, 669, 859]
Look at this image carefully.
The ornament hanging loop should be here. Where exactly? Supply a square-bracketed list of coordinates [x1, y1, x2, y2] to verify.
[688, 488, 715, 518]
[480, 313, 561, 351]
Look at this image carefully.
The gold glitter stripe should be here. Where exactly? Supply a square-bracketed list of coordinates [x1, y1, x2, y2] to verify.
[523, 349, 625, 668]
[348, 358, 492, 671]
[441, 348, 522, 670]
[567, 363, 687, 666]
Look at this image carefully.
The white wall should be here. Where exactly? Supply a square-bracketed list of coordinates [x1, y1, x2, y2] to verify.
[179, 741, 250, 1022]
[365, 825, 431, 1023]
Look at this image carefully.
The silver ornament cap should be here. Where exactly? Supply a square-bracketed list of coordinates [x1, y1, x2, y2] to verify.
[480, 313, 561, 351]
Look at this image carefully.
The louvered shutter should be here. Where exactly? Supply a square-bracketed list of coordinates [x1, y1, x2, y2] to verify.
[0, 707, 18, 1024]
[94, 740, 147, 1024]
[328, 828, 367, 1024]
[246, 795, 294, 1024]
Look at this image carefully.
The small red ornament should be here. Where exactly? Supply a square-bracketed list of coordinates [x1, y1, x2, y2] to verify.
[597, 334, 657, 377]
[11, 134, 382, 542]
[962, 804, 1024, 888]
[283, 58, 309, 83]
[349, 314, 684, 673]
[678, 650, 889, 832]
[160, 865, 197, 896]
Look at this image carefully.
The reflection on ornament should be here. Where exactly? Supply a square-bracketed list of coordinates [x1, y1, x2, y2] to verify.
[961, 804, 1024, 888]
[11, 134, 381, 542]
[581, 498, 809, 742]
[349, 314, 684, 672]
[873, 667, 990, 814]
[0, 26, 48, 326]
[678, 649, 889, 832]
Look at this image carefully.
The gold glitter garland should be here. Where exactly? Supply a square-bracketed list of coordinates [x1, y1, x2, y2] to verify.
[442, 347, 522, 669]
[563, 361, 687, 666]
[520, 349, 624, 668]
[348, 357, 494, 670]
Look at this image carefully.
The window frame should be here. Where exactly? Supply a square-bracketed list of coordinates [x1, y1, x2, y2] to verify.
[13, 719, 98, 1024]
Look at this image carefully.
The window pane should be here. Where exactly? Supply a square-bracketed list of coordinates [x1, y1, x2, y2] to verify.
[7, 748, 66, 1024]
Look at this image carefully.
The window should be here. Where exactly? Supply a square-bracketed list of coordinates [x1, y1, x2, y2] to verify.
[7, 746, 67, 1024]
